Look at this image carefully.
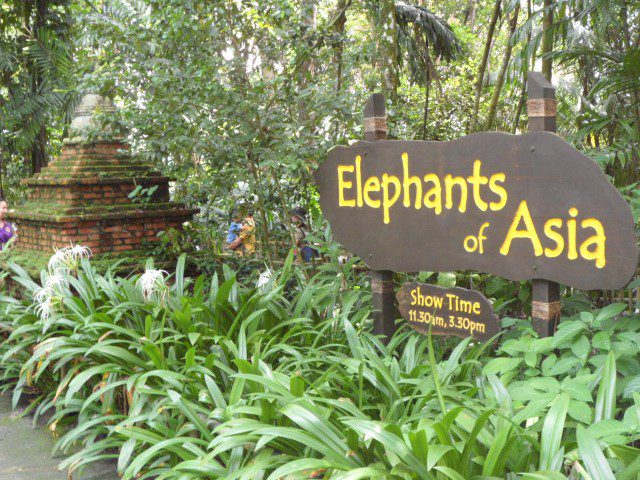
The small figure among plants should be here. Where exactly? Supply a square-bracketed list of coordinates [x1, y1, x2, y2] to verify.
[225, 209, 243, 247]
[227, 209, 256, 257]
[0, 198, 15, 251]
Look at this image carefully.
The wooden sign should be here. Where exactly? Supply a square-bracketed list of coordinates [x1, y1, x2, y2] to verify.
[314, 132, 638, 290]
[397, 282, 500, 341]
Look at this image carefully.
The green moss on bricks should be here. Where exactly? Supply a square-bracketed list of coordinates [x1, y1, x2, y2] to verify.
[14, 202, 179, 218]
[11, 204, 195, 223]
[22, 176, 171, 187]
[36, 171, 159, 180]
[44, 166, 156, 174]
[50, 159, 150, 168]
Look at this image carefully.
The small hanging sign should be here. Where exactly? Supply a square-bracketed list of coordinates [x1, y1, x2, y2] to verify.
[397, 282, 500, 341]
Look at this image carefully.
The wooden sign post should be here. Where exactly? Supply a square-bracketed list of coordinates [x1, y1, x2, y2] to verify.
[364, 94, 397, 340]
[528, 72, 560, 337]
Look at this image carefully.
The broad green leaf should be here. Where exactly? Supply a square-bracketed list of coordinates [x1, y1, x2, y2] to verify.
[594, 351, 616, 422]
[482, 424, 512, 476]
[596, 303, 627, 323]
[567, 400, 592, 424]
[552, 321, 586, 347]
[623, 375, 640, 399]
[483, 357, 521, 375]
[592, 331, 612, 351]
[576, 424, 616, 480]
[571, 336, 590, 362]
[539, 393, 570, 471]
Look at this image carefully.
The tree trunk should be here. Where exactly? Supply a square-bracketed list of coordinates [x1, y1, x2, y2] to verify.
[464, 0, 477, 32]
[376, 0, 399, 103]
[541, 0, 553, 81]
[470, 0, 501, 132]
[334, 0, 347, 92]
[512, 0, 533, 133]
[511, 84, 526, 133]
[485, 5, 520, 130]
[30, 0, 48, 174]
[298, 1, 317, 92]
[421, 38, 431, 140]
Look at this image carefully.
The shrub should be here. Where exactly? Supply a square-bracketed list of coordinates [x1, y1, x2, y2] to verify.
[0, 253, 639, 479]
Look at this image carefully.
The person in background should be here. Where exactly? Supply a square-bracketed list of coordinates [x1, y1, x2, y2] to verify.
[238, 211, 256, 256]
[225, 209, 243, 247]
[291, 206, 318, 262]
[228, 210, 256, 256]
[0, 198, 15, 250]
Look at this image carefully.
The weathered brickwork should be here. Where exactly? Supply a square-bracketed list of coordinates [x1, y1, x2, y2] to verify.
[17, 215, 188, 253]
[12, 139, 197, 256]
[25, 181, 170, 207]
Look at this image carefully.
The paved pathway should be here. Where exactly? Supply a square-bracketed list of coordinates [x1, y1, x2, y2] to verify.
[0, 394, 117, 480]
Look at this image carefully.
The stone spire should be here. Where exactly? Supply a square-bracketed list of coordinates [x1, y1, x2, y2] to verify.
[7, 94, 197, 276]
[67, 94, 119, 143]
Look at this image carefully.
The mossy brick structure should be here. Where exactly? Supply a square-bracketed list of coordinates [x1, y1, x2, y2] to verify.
[7, 94, 197, 275]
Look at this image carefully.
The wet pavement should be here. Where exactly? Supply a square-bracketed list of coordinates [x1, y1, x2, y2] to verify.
[0, 394, 117, 479]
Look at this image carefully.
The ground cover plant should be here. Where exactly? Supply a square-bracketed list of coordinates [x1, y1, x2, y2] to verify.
[0, 250, 639, 479]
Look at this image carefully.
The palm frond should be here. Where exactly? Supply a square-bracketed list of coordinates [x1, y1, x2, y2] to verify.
[395, 2, 462, 62]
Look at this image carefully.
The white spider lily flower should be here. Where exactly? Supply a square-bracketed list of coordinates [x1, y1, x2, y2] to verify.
[48, 245, 92, 272]
[256, 268, 272, 291]
[68, 245, 92, 261]
[137, 269, 168, 301]
[34, 285, 53, 305]
[33, 272, 69, 317]
[35, 297, 55, 321]
[45, 272, 69, 290]
[48, 249, 68, 272]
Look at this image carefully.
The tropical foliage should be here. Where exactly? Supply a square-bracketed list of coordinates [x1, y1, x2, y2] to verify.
[1, 254, 640, 479]
[1, 1, 640, 478]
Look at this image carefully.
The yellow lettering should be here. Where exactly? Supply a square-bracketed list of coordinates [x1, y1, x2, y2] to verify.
[567, 207, 578, 260]
[410, 288, 418, 305]
[433, 296, 443, 309]
[472, 302, 481, 314]
[446, 293, 456, 310]
[580, 218, 606, 268]
[423, 174, 442, 215]
[543, 218, 564, 258]
[464, 235, 478, 252]
[500, 200, 543, 256]
[338, 165, 356, 207]
[445, 175, 468, 213]
[355, 155, 363, 207]
[478, 222, 490, 254]
[381, 174, 401, 224]
[402, 153, 422, 209]
[459, 300, 473, 314]
[466, 160, 489, 211]
[363, 176, 381, 208]
[489, 173, 508, 211]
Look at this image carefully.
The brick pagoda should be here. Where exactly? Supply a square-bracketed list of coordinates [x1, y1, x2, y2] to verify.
[9, 94, 197, 273]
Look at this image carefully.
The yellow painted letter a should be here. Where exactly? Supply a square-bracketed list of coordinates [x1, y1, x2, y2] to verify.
[500, 200, 543, 256]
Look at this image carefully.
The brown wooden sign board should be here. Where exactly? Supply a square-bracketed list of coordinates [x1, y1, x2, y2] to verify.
[314, 132, 638, 290]
[397, 282, 500, 341]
